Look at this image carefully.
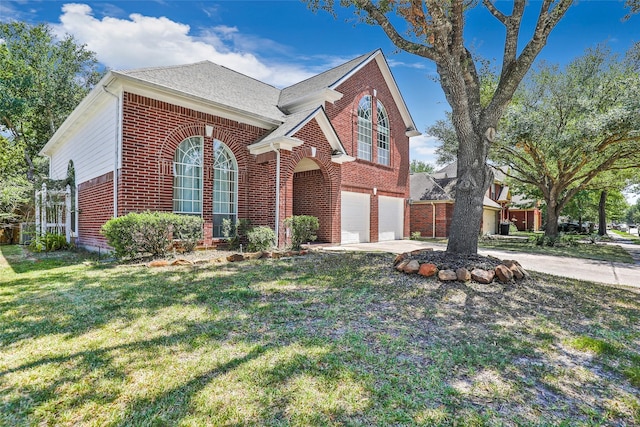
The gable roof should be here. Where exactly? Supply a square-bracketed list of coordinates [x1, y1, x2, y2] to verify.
[115, 61, 285, 123]
[41, 49, 419, 157]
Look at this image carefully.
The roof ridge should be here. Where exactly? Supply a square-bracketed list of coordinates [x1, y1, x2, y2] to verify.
[116, 60, 212, 74]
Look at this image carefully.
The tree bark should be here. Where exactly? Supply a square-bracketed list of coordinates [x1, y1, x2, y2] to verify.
[545, 198, 561, 238]
[598, 190, 607, 236]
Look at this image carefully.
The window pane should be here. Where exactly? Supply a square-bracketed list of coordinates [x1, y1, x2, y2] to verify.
[213, 140, 238, 237]
[357, 96, 372, 161]
[173, 136, 203, 214]
[377, 101, 390, 166]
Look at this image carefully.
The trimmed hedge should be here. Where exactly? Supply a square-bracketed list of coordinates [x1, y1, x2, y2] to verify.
[101, 212, 203, 259]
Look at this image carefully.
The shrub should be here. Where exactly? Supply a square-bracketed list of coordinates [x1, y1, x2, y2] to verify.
[284, 215, 319, 251]
[101, 212, 202, 259]
[29, 232, 69, 252]
[172, 215, 204, 252]
[246, 226, 275, 252]
[411, 231, 421, 240]
[221, 218, 252, 250]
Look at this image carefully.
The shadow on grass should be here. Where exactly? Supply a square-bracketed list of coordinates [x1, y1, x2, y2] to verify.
[1, 251, 639, 425]
[0, 245, 96, 274]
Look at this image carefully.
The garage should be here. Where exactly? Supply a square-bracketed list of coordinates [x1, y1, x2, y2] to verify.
[378, 196, 404, 241]
[482, 207, 499, 235]
[341, 191, 370, 244]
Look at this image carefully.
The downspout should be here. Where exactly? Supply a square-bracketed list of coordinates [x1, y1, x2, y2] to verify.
[103, 83, 120, 218]
[431, 202, 436, 238]
[270, 141, 280, 247]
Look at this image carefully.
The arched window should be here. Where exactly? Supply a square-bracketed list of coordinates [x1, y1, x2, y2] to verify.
[376, 101, 390, 166]
[173, 136, 203, 214]
[357, 95, 372, 161]
[212, 139, 238, 238]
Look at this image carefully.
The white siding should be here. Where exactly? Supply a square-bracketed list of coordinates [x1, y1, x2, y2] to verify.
[341, 191, 370, 244]
[378, 196, 404, 241]
[49, 96, 118, 184]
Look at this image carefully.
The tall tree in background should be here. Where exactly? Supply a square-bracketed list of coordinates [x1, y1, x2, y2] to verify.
[0, 22, 102, 181]
[410, 159, 435, 174]
[494, 46, 640, 238]
[306, 0, 636, 255]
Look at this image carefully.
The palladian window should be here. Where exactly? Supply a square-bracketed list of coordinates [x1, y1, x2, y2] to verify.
[212, 139, 237, 238]
[377, 101, 390, 166]
[357, 95, 373, 161]
[173, 136, 203, 214]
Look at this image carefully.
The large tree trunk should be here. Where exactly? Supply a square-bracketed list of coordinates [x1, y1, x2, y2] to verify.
[545, 199, 561, 238]
[598, 190, 607, 236]
[446, 132, 493, 254]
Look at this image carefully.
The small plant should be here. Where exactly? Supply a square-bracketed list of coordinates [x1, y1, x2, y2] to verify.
[411, 231, 421, 240]
[246, 226, 275, 252]
[29, 232, 69, 252]
[172, 215, 204, 252]
[586, 233, 600, 244]
[221, 218, 252, 250]
[284, 215, 319, 251]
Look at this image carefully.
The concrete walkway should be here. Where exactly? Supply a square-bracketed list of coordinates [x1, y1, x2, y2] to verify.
[322, 238, 640, 289]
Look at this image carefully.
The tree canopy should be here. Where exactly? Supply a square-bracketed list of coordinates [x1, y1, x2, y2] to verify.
[410, 159, 435, 174]
[0, 21, 102, 180]
[305, 0, 638, 254]
[494, 46, 640, 237]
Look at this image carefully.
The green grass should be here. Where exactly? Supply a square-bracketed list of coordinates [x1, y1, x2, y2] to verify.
[1, 245, 640, 426]
[478, 235, 635, 263]
[611, 229, 640, 244]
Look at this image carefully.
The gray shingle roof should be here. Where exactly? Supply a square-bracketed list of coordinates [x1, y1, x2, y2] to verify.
[278, 51, 376, 108]
[115, 61, 285, 122]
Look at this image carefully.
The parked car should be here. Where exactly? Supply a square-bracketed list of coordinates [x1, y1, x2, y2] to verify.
[619, 223, 629, 232]
[558, 222, 587, 233]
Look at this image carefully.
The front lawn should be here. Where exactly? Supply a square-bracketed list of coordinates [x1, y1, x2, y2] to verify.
[1, 245, 639, 425]
[478, 235, 635, 263]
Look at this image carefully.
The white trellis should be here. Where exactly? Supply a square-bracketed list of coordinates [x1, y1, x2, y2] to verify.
[35, 183, 72, 242]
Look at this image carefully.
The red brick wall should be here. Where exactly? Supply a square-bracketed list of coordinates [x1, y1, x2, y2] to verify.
[325, 59, 411, 240]
[282, 120, 342, 245]
[119, 92, 272, 245]
[410, 202, 454, 238]
[77, 171, 114, 249]
[510, 209, 542, 231]
[292, 169, 331, 242]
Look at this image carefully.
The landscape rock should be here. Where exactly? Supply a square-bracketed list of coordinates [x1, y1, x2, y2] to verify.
[471, 268, 495, 284]
[148, 260, 169, 268]
[226, 254, 245, 262]
[170, 258, 193, 266]
[418, 263, 438, 277]
[495, 264, 514, 283]
[403, 260, 421, 274]
[456, 267, 471, 282]
[410, 248, 433, 256]
[438, 269, 457, 281]
[243, 252, 264, 260]
[396, 260, 410, 272]
[394, 253, 407, 265]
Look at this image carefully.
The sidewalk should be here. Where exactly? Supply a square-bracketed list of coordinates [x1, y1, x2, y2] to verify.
[322, 239, 640, 289]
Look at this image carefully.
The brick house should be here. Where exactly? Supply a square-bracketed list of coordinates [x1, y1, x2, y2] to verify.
[409, 162, 541, 238]
[40, 49, 420, 250]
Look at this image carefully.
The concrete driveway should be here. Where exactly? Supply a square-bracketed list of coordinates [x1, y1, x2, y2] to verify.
[322, 239, 640, 289]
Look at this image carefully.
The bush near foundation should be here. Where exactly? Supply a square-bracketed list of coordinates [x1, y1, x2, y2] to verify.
[101, 212, 203, 259]
[284, 215, 319, 251]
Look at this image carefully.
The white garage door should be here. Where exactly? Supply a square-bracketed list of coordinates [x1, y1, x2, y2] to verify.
[378, 196, 404, 241]
[341, 191, 370, 244]
[482, 208, 498, 235]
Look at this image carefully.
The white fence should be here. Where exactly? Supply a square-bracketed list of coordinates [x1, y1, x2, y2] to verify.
[35, 183, 72, 243]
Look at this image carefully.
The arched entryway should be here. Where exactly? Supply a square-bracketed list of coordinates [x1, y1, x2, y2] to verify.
[291, 157, 332, 243]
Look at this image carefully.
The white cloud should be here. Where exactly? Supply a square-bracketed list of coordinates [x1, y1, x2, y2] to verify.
[409, 134, 440, 165]
[52, 3, 315, 87]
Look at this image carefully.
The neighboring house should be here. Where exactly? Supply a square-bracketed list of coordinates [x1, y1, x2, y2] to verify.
[409, 162, 541, 238]
[40, 49, 420, 250]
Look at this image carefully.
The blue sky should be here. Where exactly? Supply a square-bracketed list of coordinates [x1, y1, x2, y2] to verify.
[1, 1, 639, 168]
